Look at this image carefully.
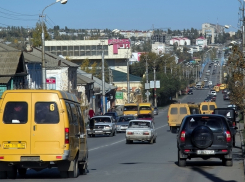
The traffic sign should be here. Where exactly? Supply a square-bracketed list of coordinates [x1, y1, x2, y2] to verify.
[145, 91, 151, 96]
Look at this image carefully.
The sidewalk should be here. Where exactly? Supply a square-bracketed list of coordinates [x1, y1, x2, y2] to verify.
[239, 122, 245, 178]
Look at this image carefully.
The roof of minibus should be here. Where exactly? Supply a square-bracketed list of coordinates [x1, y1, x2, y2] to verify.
[1, 89, 79, 103]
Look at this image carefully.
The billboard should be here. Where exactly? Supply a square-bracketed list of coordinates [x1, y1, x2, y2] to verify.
[132, 52, 145, 61]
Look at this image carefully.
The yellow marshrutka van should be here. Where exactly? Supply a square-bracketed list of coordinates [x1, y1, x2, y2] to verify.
[199, 102, 217, 114]
[123, 103, 138, 116]
[213, 85, 220, 92]
[219, 84, 227, 90]
[0, 90, 88, 179]
[168, 103, 200, 133]
[138, 102, 153, 116]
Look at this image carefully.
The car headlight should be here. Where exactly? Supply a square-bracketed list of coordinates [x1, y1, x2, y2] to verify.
[134, 114, 137, 116]
[116, 125, 121, 128]
[105, 126, 112, 129]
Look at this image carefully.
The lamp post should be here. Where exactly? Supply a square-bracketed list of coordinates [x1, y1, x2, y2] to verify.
[41, 0, 67, 89]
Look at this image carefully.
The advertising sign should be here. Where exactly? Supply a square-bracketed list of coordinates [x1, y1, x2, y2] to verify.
[115, 92, 123, 99]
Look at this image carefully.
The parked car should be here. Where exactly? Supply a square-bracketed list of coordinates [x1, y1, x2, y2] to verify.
[187, 90, 193, 95]
[87, 116, 116, 137]
[222, 89, 228, 94]
[223, 94, 230, 100]
[177, 114, 233, 167]
[204, 78, 208, 82]
[213, 108, 238, 147]
[116, 115, 136, 133]
[126, 120, 157, 144]
[104, 112, 119, 122]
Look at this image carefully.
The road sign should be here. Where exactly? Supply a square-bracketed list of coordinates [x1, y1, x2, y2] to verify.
[150, 81, 160, 88]
[145, 91, 151, 96]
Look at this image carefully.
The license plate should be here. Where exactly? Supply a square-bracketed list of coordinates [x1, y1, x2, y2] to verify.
[197, 150, 215, 155]
[4, 143, 26, 149]
[95, 130, 103, 133]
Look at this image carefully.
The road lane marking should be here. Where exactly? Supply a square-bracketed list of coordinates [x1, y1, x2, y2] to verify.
[88, 124, 168, 151]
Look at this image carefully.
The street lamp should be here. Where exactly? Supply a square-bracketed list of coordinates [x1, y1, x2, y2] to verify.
[41, 0, 68, 89]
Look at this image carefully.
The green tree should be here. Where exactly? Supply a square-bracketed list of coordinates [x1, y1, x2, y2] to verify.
[32, 22, 50, 47]
[80, 58, 90, 73]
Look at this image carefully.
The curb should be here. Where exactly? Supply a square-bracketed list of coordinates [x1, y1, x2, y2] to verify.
[239, 123, 245, 177]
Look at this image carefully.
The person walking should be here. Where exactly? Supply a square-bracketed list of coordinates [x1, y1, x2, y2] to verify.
[88, 108, 95, 119]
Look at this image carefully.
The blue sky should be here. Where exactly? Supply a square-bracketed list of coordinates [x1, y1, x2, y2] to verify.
[0, 0, 240, 31]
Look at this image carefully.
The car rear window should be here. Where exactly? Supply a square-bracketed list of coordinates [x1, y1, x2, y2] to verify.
[180, 107, 187, 114]
[35, 102, 59, 124]
[214, 110, 235, 119]
[3, 102, 28, 124]
[170, 107, 178, 114]
[209, 105, 215, 110]
[202, 105, 208, 111]
[139, 106, 151, 110]
[187, 116, 224, 133]
[128, 121, 150, 128]
[92, 117, 111, 123]
[190, 108, 199, 114]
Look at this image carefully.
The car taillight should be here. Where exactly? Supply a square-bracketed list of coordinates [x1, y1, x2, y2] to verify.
[225, 131, 231, 142]
[65, 128, 69, 144]
[127, 132, 134, 135]
[180, 131, 185, 142]
[143, 131, 149, 135]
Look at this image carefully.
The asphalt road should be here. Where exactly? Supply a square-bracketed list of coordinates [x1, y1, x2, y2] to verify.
[5, 60, 245, 181]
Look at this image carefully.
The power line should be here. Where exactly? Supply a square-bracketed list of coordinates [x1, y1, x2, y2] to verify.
[0, 6, 38, 16]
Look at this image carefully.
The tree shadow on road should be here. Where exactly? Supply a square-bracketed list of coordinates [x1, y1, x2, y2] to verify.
[191, 167, 237, 182]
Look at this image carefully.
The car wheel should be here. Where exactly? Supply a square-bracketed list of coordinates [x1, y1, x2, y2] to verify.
[153, 137, 156, 143]
[233, 136, 235, 147]
[126, 140, 131, 144]
[222, 158, 233, 167]
[7, 167, 17, 179]
[0, 171, 7, 179]
[68, 158, 79, 178]
[18, 168, 27, 178]
[170, 126, 177, 133]
[79, 163, 88, 175]
[92, 134, 95, 137]
[178, 150, 186, 167]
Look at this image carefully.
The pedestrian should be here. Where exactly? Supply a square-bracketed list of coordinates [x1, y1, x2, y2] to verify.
[88, 108, 95, 119]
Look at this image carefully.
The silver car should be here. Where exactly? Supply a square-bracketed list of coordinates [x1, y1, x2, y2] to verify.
[116, 115, 136, 133]
[125, 120, 157, 144]
[87, 116, 116, 137]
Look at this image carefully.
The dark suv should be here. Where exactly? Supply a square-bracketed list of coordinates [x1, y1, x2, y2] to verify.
[177, 114, 233, 167]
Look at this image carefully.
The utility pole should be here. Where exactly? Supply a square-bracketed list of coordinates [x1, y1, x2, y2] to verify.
[145, 57, 149, 102]
[101, 40, 106, 114]
[127, 58, 130, 103]
[154, 61, 157, 107]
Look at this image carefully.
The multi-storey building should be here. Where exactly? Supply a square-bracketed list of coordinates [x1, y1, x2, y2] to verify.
[202, 23, 225, 44]
[45, 39, 131, 73]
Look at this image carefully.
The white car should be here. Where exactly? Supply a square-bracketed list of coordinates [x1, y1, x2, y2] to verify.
[204, 78, 208, 82]
[208, 81, 212, 85]
[210, 90, 217, 96]
[125, 120, 157, 144]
